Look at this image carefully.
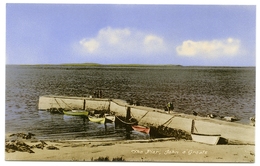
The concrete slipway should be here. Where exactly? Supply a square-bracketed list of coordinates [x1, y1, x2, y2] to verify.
[38, 95, 255, 145]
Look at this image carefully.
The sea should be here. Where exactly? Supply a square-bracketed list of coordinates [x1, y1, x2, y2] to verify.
[5, 65, 255, 140]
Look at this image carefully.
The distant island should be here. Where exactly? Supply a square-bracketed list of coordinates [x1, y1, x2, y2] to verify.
[60, 63, 183, 67]
[6, 63, 255, 68]
[8, 63, 183, 68]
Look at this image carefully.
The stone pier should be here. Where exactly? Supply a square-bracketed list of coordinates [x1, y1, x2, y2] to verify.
[38, 95, 255, 145]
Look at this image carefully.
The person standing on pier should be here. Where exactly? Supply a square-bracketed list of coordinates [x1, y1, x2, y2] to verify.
[167, 102, 174, 114]
[99, 90, 103, 98]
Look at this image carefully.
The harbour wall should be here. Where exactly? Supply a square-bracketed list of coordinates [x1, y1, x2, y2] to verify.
[38, 95, 255, 145]
[38, 95, 110, 111]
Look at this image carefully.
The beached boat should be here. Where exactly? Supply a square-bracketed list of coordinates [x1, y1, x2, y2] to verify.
[191, 120, 221, 145]
[104, 114, 115, 123]
[132, 125, 150, 134]
[221, 116, 240, 122]
[88, 116, 106, 124]
[63, 110, 89, 116]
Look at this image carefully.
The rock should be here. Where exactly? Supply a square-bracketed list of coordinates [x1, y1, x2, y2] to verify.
[25, 132, 35, 139]
[5, 148, 15, 153]
[250, 117, 255, 126]
[9, 132, 36, 139]
[35, 143, 45, 149]
[5, 140, 35, 153]
[40, 140, 48, 145]
[193, 111, 198, 116]
[47, 145, 59, 150]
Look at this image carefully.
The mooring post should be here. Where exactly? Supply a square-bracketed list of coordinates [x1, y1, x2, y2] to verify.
[126, 106, 131, 139]
[191, 119, 195, 133]
[126, 106, 131, 121]
[83, 99, 86, 110]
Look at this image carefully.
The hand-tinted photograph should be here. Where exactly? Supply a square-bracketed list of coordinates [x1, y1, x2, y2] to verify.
[5, 3, 255, 162]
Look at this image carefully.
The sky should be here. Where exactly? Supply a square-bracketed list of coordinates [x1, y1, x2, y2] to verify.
[5, 3, 256, 66]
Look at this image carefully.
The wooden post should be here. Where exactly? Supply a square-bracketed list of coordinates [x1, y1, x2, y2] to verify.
[126, 106, 131, 139]
[83, 99, 86, 110]
[126, 107, 131, 121]
[191, 119, 195, 133]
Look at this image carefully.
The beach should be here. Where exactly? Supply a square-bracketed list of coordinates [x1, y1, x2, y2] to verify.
[5, 137, 255, 162]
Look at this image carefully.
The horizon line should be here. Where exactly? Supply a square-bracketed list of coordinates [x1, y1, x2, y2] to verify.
[5, 63, 255, 68]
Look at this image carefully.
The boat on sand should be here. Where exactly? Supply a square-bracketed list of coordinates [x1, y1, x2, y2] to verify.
[221, 116, 240, 122]
[191, 120, 221, 145]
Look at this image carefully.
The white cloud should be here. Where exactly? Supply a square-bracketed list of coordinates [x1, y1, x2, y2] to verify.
[76, 28, 244, 64]
[78, 27, 167, 56]
[79, 39, 99, 53]
[144, 35, 166, 53]
[176, 38, 241, 58]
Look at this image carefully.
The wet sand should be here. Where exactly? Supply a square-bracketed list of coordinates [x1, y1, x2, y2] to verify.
[5, 138, 254, 162]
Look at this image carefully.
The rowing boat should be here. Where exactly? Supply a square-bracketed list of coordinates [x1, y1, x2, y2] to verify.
[191, 132, 221, 145]
[88, 116, 106, 124]
[221, 116, 240, 122]
[132, 125, 150, 134]
[63, 110, 89, 116]
[104, 114, 115, 123]
[191, 120, 221, 145]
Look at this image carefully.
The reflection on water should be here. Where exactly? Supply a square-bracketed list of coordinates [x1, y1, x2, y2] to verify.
[35, 111, 150, 140]
[5, 65, 255, 140]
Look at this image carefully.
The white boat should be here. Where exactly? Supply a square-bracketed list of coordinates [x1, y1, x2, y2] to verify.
[222, 116, 240, 122]
[191, 120, 221, 145]
[104, 114, 115, 123]
[63, 110, 89, 116]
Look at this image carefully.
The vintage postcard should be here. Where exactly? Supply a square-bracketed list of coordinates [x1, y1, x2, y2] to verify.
[5, 1, 256, 163]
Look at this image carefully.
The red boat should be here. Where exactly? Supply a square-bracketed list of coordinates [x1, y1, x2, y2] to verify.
[132, 125, 150, 134]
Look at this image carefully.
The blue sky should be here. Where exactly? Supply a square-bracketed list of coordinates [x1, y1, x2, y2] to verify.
[6, 4, 256, 66]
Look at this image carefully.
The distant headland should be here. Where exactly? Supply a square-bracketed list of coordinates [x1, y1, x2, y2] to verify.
[6, 63, 255, 68]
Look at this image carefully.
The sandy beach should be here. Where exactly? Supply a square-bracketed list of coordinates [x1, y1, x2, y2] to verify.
[5, 136, 255, 162]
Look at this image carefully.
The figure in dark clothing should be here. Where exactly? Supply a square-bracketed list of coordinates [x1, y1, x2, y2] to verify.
[166, 102, 174, 113]
[98, 90, 103, 98]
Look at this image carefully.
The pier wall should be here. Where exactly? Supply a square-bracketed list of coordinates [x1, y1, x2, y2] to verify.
[109, 100, 128, 117]
[84, 99, 110, 111]
[38, 96, 110, 111]
[38, 96, 255, 144]
[108, 99, 255, 144]
[38, 96, 84, 110]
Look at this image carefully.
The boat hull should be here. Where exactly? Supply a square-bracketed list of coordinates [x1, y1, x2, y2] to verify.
[63, 110, 89, 116]
[105, 115, 115, 123]
[88, 117, 105, 124]
[191, 133, 221, 145]
[132, 125, 150, 134]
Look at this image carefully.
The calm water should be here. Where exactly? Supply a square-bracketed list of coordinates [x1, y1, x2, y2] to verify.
[5, 65, 255, 140]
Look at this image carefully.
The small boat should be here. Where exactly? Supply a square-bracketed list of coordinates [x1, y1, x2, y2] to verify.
[63, 110, 89, 116]
[132, 125, 150, 134]
[221, 116, 240, 122]
[207, 114, 217, 118]
[104, 114, 115, 123]
[88, 116, 105, 124]
[191, 120, 221, 145]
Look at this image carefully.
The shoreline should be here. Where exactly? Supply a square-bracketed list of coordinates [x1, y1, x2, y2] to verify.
[5, 134, 255, 162]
